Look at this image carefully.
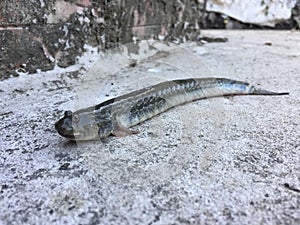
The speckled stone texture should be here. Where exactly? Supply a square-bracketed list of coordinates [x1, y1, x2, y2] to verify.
[0, 30, 299, 225]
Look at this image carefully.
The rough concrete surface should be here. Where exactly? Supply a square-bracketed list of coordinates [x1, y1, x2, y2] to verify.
[0, 30, 299, 224]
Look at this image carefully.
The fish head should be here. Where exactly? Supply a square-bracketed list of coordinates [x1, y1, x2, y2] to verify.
[55, 110, 99, 141]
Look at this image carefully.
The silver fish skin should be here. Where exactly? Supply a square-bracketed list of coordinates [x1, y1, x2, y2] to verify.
[55, 78, 288, 141]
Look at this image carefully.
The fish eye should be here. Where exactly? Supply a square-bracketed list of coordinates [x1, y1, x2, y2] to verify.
[73, 114, 80, 123]
[64, 110, 72, 117]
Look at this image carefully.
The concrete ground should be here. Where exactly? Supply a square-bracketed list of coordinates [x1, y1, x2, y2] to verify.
[0, 30, 299, 225]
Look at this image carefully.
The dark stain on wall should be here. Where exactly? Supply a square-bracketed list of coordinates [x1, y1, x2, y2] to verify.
[0, 0, 204, 79]
[1, 0, 299, 79]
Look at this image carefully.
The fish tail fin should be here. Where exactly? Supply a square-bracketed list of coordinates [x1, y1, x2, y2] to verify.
[251, 88, 289, 96]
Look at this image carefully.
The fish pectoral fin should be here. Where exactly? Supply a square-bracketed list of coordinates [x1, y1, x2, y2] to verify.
[112, 124, 140, 137]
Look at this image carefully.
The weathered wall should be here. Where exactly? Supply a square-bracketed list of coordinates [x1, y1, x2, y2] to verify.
[0, 0, 202, 79]
[1, 0, 299, 79]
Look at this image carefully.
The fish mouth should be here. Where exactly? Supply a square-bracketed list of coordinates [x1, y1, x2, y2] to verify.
[55, 117, 75, 140]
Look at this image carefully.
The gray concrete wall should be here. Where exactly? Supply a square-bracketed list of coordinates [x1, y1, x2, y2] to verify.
[0, 0, 202, 79]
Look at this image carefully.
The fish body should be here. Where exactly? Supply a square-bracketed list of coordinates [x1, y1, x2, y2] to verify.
[55, 78, 288, 141]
